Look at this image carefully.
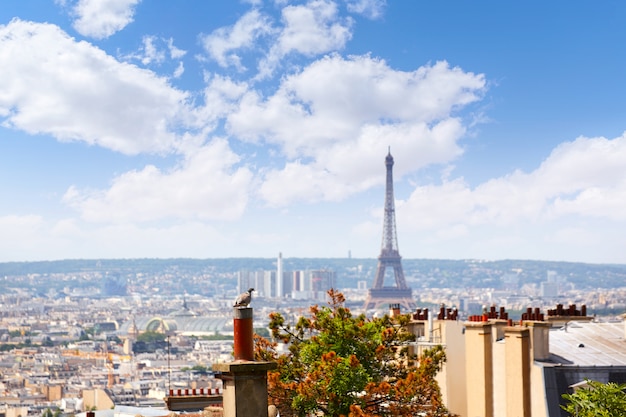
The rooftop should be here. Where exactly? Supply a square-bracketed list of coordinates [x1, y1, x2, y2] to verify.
[549, 321, 626, 367]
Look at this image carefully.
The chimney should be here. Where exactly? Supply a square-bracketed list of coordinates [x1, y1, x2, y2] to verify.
[504, 326, 531, 417]
[465, 322, 494, 417]
[233, 307, 254, 361]
[214, 307, 277, 417]
[524, 321, 550, 361]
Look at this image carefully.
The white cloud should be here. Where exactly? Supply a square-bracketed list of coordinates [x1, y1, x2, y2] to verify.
[199, 1, 353, 79]
[173, 61, 185, 78]
[0, 19, 190, 155]
[395, 132, 626, 251]
[258, 0, 353, 78]
[125, 36, 187, 68]
[167, 38, 187, 59]
[71, 0, 141, 39]
[63, 139, 253, 223]
[231, 57, 484, 153]
[345, 0, 387, 19]
[200, 9, 273, 70]
[227, 56, 485, 206]
[276, 0, 352, 56]
[139, 35, 166, 65]
[258, 119, 467, 206]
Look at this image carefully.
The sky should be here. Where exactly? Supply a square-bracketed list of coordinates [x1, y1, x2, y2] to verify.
[1, 1, 626, 264]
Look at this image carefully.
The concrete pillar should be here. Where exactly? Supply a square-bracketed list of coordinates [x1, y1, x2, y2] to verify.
[465, 322, 493, 417]
[505, 326, 531, 417]
[214, 307, 277, 417]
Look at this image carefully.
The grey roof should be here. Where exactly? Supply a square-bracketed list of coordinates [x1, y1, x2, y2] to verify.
[549, 321, 626, 367]
[118, 315, 230, 335]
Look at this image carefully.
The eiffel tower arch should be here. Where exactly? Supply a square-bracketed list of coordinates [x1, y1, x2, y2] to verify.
[363, 149, 416, 311]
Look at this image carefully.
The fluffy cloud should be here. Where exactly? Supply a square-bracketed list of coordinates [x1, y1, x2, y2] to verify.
[231, 57, 484, 152]
[201, 0, 352, 78]
[0, 19, 189, 155]
[346, 0, 387, 19]
[228, 56, 485, 206]
[274, 0, 352, 56]
[121, 36, 187, 77]
[258, 0, 353, 78]
[200, 9, 273, 71]
[4, 2, 624, 264]
[63, 139, 253, 223]
[71, 0, 141, 39]
[397, 132, 626, 246]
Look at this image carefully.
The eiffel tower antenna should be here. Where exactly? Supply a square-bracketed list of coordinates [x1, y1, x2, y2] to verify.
[363, 149, 415, 311]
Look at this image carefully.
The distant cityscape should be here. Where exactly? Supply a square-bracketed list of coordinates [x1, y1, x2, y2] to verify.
[1, 255, 626, 416]
[2, 255, 626, 312]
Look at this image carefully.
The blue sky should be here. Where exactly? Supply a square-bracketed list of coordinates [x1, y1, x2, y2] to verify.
[1, 0, 625, 264]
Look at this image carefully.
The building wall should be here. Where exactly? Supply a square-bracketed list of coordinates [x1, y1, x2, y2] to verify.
[263, 271, 275, 298]
[239, 268, 335, 300]
[465, 322, 494, 417]
[82, 388, 114, 411]
[42, 384, 63, 401]
[276, 253, 283, 298]
[531, 364, 550, 417]
[439, 320, 539, 417]
[435, 320, 467, 417]
[504, 327, 531, 417]
[420, 316, 626, 417]
[492, 335, 506, 417]
[4, 407, 28, 417]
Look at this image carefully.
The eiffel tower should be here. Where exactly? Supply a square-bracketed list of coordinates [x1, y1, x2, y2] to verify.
[363, 149, 416, 311]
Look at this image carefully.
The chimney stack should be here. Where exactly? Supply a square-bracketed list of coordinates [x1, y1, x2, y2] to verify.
[233, 307, 254, 361]
[389, 303, 401, 317]
[465, 322, 494, 417]
[214, 307, 277, 417]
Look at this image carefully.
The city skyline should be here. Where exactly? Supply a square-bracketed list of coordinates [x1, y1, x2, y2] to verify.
[1, 1, 626, 263]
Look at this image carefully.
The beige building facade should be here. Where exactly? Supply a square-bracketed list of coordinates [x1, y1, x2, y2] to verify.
[410, 305, 626, 417]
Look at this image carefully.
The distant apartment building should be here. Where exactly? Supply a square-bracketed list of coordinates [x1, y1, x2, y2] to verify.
[540, 281, 559, 298]
[101, 272, 128, 297]
[238, 268, 335, 301]
[291, 269, 335, 300]
[236, 253, 335, 300]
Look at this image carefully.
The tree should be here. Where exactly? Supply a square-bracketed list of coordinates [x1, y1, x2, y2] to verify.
[181, 364, 210, 375]
[136, 331, 166, 343]
[255, 289, 452, 417]
[562, 379, 626, 417]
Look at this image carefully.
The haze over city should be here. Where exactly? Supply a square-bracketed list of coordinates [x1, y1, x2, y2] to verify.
[1, 1, 625, 264]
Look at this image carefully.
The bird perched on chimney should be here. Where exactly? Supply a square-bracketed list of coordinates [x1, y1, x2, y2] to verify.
[234, 288, 254, 307]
